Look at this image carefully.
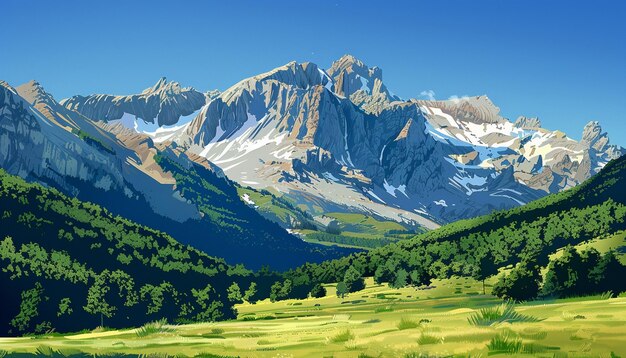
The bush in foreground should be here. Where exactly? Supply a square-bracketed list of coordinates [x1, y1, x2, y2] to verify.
[468, 301, 539, 326]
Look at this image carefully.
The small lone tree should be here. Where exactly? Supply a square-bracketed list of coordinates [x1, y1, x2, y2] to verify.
[343, 265, 365, 293]
[336, 282, 348, 298]
[472, 253, 498, 295]
[391, 268, 408, 289]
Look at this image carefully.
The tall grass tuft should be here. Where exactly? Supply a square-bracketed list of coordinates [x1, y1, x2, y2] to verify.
[32, 346, 88, 357]
[468, 301, 540, 326]
[374, 305, 394, 313]
[136, 318, 174, 337]
[487, 332, 523, 353]
[600, 291, 614, 300]
[397, 317, 420, 330]
[330, 329, 354, 343]
[417, 332, 443, 345]
[487, 331, 549, 354]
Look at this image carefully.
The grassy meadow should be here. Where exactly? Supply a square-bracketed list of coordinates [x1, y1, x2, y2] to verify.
[1, 277, 625, 357]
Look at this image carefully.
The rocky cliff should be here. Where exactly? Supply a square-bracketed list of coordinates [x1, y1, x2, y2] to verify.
[61, 77, 206, 127]
[178, 55, 623, 225]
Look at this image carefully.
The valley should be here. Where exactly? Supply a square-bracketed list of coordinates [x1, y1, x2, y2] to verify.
[1, 47, 625, 356]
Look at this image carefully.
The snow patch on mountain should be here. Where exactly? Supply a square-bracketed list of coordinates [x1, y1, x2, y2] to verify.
[241, 193, 257, 207]
[110, 111, 196, 144]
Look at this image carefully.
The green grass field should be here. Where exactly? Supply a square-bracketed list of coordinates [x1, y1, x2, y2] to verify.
[235, 187, 423, 249]
[554, 230, 626, 264]
[322, 212, 409, 235]
[2, 277, 625, 357]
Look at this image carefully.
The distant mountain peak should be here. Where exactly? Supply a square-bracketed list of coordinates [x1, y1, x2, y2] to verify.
[581, 120, 612, 152]
[328, 54, 382, 82]
[141, 77, 189, 95]
[15, 80, 56, 106]
[326, 54, 398, 112]
[583, 120, 602, 136]
[331, 54, 372, 72]
[337, 53, 361, 63]
[239, 60, 327, 91]
[25, 79, 42, 88]
[514, 116, 542, 129]
[62, 78, 207, 127]
[148, 76, 169, 92]
[415, 94, 503, 124]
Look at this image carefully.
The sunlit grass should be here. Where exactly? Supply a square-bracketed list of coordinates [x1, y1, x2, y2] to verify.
[397, 317, 420, 330]
[468, 301, 540, 326]
[417, 332, 443, 345]
[135, 318, 174, 337]
[330, 329, 354, 343]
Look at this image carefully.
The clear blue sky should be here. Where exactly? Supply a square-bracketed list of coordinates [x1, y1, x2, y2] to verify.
[3, 0, 625, 145]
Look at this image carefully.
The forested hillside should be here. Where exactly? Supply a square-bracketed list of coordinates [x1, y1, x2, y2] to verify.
[0, 169, 290, 336]
[152, 152, 354, 269]
[284, 156, 626, 298]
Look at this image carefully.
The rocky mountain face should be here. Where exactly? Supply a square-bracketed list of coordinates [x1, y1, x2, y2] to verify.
[178, 55, 623, 226]
[61, 77, 207, 127]
[1, 80, 129, 197]
[1, 79, 348, 270]
[8, 80, 202, 223]
[325, 54, 400, 113]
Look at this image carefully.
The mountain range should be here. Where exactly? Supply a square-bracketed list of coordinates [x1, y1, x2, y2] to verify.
[177, 55, 621, 227]
[0, 54, 622, 268]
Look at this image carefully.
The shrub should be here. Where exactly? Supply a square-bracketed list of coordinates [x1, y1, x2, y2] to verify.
[487, 332, 523, 353]
[374, 305, 394, 313]
[487, 331, 548, 354]
[492, 262, 541, 301]
[417, 332, 443, 345]
[330, 329, 354, 343]
[135, 318, 174, 337]
[310, 283, 326, 298]
[397, 317, 420, 330]
[467, 302, 539, 326]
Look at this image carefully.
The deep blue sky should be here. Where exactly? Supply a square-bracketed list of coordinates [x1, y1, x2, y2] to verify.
[3, 0, 625, 145]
